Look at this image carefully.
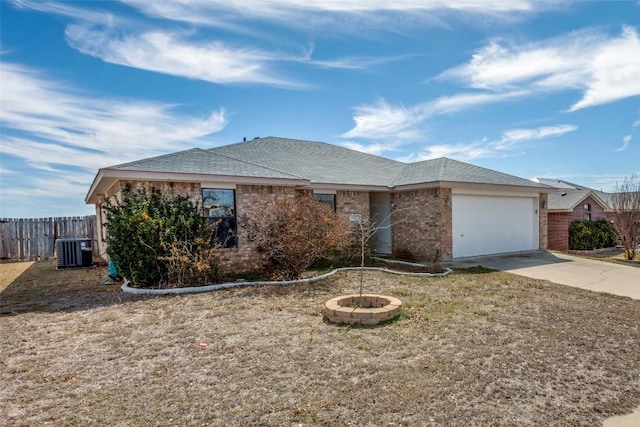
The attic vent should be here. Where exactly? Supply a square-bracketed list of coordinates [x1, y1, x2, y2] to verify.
[561, 192, 567, 196]
[57, 238, 92, 268]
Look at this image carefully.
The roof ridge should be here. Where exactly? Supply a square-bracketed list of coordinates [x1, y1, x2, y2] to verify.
[217, 136, 406, 165]
[107, 147, 207, 169]
[443, 157, 554, 187]
[535, 177, 603, 192]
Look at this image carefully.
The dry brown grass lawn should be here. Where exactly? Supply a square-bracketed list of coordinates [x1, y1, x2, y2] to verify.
[1, 260, 639, 426]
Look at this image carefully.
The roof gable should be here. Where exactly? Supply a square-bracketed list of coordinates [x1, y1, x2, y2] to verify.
[547, 188, 611, 211]
[535, 177, 612, 211]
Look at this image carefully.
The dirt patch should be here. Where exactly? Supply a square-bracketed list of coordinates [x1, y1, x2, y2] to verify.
[1, 260, 639, 426]
[0, 260, 144, 314]
[0, 261, 35, 291]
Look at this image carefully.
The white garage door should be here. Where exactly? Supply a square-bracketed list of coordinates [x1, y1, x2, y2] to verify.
[452, 195, 539, 258]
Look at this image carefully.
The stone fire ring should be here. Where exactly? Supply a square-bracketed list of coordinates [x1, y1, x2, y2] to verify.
[324, 294, 403, 326]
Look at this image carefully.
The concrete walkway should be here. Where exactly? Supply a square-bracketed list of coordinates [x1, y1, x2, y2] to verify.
[451, 250, 640, 426]
[451, 250, 640, 300]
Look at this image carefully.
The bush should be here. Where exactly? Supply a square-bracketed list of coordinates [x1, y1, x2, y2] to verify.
[241, 196, 350, 279]
[568, 219, 619, 250]
[104, 186, 219, 287]
[159, 238, 221, 288]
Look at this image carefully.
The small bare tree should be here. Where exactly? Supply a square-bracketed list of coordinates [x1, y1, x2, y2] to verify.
[610, 174, 640, 260]
[352, 216, 381, 298]
[351, 210, 403, 299]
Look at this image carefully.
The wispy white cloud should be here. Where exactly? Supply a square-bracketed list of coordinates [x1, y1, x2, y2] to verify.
[15, 0, 445, 87]
[397, 141, 492, 162]
[13, 1, 311, 87]
[343, 26, 639, 151]
[121, 0, 541, 30]
[341, 98, 425, 140]
[395, 124, 576, 162]
[0, 61, 227, 212]
[569, 27, 640, 111]
[494, 124, 577, 149]
[341, 141, 392, 156]
[427, 90, 529, 115]
[1, 62, 227, 155]
[306, 51, 414, 70]
[616, 135, 632, 152]
[13, 0, 119, 25]
[65, 24, 307, 88]
[440, 26, 640, 111]
[341, 91, 529, 148]
[18, 0, 555, 88]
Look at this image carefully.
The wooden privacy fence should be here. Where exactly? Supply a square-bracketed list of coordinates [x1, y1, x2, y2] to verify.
[0, 216, 98, 262]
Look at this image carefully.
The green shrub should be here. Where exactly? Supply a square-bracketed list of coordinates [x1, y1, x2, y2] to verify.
[592, 219, 619, 248]
[569, 219, 619, 250]
[104, 186, 219, 287]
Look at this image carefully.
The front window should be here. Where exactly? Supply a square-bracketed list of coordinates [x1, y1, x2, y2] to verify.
[584, 203, 591, 221]
[202, 188, 237, 248]
[313, 193, 336, 211]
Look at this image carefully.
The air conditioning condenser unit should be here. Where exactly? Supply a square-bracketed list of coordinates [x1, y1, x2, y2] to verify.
[57, 238, 92, 268]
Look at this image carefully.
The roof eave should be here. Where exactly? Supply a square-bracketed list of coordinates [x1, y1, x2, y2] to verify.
[546, 208, 575, 213]
[392, 180, 551, 193]
[85, 169, 310, 205]
[309, 182, 391, 192]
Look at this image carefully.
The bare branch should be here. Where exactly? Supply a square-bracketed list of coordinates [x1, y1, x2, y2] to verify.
[610, 174, 640, 260]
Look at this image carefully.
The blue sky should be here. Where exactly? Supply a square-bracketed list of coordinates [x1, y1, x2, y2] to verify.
[1, 0, 639, 218]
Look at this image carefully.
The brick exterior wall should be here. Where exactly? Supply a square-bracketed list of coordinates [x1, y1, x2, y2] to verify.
[93, 180, 544, 272]
[94, 182, 373, 275]
[336, 190, 370, 223]
[94, 181, 301, 274]
[224, 184, 299, 273]
[547, 195, 608, 251]
[390, 187, 452, 260]
[548, 212, 571, 251]
[539, 192, 548, 250]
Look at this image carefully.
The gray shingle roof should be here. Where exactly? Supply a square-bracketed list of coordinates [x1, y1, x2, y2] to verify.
[547, 188, 612, 210]
[104, 136, 551, 190]
[209, 137, 405, 186]
[393, 157, 544, 188]
[547, 189, 591, 210]
[110, 147, 303, 180]
[535, 178, 612, 210]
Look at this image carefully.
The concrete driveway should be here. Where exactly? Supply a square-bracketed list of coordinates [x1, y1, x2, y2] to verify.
[450, 250, 640, 300]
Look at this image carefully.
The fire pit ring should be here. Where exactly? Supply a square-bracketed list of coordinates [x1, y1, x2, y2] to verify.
[324, 294, 402, 326]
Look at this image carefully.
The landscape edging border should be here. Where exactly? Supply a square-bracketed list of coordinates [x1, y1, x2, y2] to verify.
[121, 266, 453, 295]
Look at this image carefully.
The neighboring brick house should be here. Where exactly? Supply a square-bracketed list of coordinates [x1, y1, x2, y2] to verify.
[86, 137, 551, 273]
[533, 178, 612, 251]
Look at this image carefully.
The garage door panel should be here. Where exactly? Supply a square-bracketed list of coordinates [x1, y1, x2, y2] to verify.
[452, 195, 538, 258]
